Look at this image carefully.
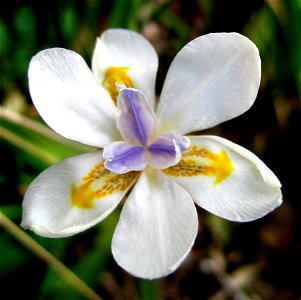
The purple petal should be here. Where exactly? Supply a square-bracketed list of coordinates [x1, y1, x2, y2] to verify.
[103, 142, 147, 173]
[147, 133, 190, 169]
[117, 88, 157, 146]
[173, 133, 191, 152]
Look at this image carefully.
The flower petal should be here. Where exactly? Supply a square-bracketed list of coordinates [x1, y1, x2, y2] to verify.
[148, 132, 190, 169]
[28, 48, 119, 147]
[112, 170, 198, 279]
[156, 33, 261, 134]
[117, 88, 157, 146]
[103, 142, 147, 174]
[92, 29, 158, 108]
[162, 135, 282, 222]
[21, 151, 139, 237]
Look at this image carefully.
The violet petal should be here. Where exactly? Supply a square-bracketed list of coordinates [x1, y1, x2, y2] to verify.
[117, 88, 157, 146]
[147, 133, 190, 169]
[104, 141, 147, 173]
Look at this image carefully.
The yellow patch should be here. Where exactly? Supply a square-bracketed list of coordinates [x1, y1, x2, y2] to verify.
[71, 162, 139, 209]
[102, 66, 134, 104]
[162, 146, 234, 185]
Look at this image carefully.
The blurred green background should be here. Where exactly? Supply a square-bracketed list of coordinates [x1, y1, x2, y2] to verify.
[0, 0, 300, 299]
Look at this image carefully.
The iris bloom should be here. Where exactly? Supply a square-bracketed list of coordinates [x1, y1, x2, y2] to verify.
[21, 29, 282, 279]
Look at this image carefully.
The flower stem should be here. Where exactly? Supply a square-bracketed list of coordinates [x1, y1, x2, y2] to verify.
[0, 106, 93, 152]
[0, 211, 103, 300]
[0, 127, 59, 165]
[0, 106, 60, 141]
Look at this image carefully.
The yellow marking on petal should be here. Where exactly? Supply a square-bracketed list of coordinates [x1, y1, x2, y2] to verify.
[102, 66, 134, 105]
[71, 162, 139, 209]
[162, 146, 234, 185]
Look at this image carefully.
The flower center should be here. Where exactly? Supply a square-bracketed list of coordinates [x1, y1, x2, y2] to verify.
[102, 67, 134, 105]
[103, 87, 190, 174]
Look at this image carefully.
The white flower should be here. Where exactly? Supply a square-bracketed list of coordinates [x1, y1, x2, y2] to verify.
[21, 29, 282, 279]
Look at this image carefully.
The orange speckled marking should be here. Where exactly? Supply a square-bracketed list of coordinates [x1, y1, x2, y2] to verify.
[102, 66, 134, 105]
[71, 162, 139, 209]
[163, 146, 234, 185]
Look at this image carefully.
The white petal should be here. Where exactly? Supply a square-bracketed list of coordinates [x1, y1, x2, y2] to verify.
[162, 135, 282, 222]
[21, 151, 139, 237]
[112, 170, 198, 279]
[92, 29, 158, 108]
[29, 48, 120, 147]
[156, 33, 261, 134]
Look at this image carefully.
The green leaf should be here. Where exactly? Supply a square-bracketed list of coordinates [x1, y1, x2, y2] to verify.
[0, 19, 11, 56]
[1, 108, 94, 169]
[0, 205, 22, 220]
[108, 0, 139, 30]
[60, 6, 78, 41]
[138, 279, 162, 300]
[72, 209, 119, 285]
[13, 6, 36, 41]
[0, 232, 30, 278]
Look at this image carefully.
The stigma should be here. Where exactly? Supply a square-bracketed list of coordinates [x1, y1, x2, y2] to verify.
[103, 88, 190, 174]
